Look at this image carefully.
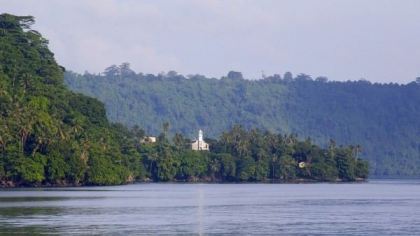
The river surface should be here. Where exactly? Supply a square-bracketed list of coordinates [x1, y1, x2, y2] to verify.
[0, 180, 420, 235]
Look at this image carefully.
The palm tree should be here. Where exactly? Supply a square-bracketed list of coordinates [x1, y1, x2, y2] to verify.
[271, 155, 278, 180]
[173, 133, 185, 150]
[208, 158, 220, 180]
[163, 122, 170, 137]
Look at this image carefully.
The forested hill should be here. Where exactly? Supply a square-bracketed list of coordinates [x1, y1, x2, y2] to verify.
[0, 14, 141, 186]
[0, 14, 369, 186]
[65, 66, 420, 177]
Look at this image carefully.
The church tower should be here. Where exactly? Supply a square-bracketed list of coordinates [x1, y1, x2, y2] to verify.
[191, 129, 209, 151]
[198, 129, 203, 142]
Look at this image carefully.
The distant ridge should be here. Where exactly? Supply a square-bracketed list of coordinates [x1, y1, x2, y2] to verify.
[65, 66, 420, 177]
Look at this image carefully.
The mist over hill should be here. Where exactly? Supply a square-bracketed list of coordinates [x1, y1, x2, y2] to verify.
[64, 65, 420, 177]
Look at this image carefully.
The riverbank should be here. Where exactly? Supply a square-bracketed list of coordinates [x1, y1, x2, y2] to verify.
[1, 177, 367, 188]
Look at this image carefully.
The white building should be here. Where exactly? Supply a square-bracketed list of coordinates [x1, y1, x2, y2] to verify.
[191, 129, 209, 151]
[140, 136, 156, 143]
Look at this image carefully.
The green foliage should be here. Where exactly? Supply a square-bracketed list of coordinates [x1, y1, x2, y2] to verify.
[0, 14, 141, 186]
[64, 65, 420, 177]
[137, 125, 367, 182]
[219, 154, 236, 180]
[310, 161, 338, 182]
[355, 160, 369, 179]
[86, 154, 129, 185]
[277, 155, 297, 180]
[45, 151, 68, 182]
[177, 150, 208, 180]
[14, 154, 46, 184]
[0, 14, 369, 186]
[236, 156, 256, 181]
[335, 149, 357, 181]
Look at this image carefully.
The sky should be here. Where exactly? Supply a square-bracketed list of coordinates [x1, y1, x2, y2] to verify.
[1, 0, 420, 83]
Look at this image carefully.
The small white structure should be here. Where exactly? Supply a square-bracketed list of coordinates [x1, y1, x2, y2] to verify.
[191, 129, 209, 151]
[140, 136, 156, 143]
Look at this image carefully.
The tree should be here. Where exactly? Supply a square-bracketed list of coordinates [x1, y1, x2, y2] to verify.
[283, 71, 293, 81]
[173, 133, 187, 150]
[119, 62, 135, 77]
[227, 71, 243, 80]
[104, 65, 119, 77]
[278, 155, 296, 180]
[162, 122, 170, 137]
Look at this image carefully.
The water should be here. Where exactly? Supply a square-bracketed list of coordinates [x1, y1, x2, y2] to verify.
[1, 180, 420, 235]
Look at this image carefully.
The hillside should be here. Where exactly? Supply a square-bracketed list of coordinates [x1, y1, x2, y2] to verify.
[0, 14, 144, 186]
[65, 65, 420, 177]
[1, 14, 368, 186]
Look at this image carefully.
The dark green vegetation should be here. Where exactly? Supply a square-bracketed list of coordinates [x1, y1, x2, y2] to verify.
[65, 66, 420, 178]
[0, 14, 368, 186]
[114, 124, 369, 183]
[0, 14, 136, 186]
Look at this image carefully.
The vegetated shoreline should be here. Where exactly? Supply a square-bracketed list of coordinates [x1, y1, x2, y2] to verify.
[0, 14, 369, 188]
[65, 63, 420, 179]
[0, 178, 368, 188]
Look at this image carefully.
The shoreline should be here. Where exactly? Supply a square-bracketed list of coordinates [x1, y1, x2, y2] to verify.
[0, 178, 367, 188]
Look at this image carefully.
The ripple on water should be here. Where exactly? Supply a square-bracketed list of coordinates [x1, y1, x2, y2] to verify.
[1, 180, 420, 235]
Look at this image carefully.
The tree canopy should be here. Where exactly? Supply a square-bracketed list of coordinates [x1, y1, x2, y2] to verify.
[65, 65, 420, 177]
[0, 14, 368, 186]
[0, 14, 133, 186]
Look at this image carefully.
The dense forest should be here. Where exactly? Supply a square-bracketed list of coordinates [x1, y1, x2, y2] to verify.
[0, 14, 368, 186]
[133, 125, 369, 183]
[65, 65, 420, 177]
[0, 14, 135, 187]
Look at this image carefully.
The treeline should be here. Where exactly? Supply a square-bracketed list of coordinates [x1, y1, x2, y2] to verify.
[135, 125, 368, 182]
[65, 64, 420, 177]
[0, 14, 367, 187]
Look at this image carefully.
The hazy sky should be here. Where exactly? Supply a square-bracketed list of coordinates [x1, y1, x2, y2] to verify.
[2, 0, 420, 83]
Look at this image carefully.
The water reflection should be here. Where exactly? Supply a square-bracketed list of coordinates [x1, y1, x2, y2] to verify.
[0, 180, 420, 235]
[197, 187, 204, 236]
[0, 207, 62, 217]
[0, 224, 59, 235]
[0, 196, 104, 202]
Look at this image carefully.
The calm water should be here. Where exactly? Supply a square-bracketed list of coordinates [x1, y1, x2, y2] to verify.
[1, 180, 420, 235]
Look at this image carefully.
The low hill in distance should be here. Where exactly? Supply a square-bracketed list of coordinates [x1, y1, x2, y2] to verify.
[0, 14, 367, 186]
[65, 65, 420, 177]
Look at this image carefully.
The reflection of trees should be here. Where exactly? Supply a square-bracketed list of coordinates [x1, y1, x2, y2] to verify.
[0, 206, 62, 217]
[0, 223, 59, 235]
